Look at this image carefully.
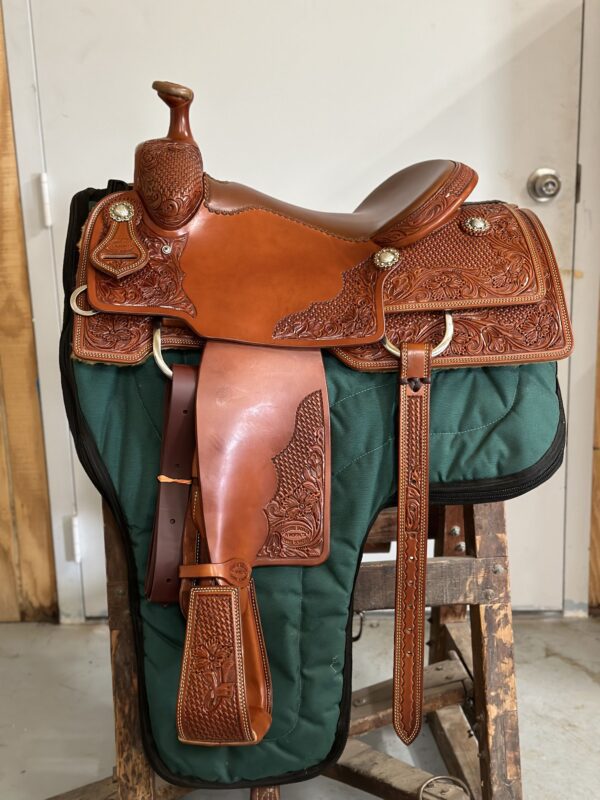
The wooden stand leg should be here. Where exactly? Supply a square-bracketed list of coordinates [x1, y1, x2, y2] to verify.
[429, 505, 468, 662]
[49, 499, 522, 800]
[467, 504, 522, 800]
[48, 503, 188, 800]
[428, 505, 481, 800]
[103, 504, 156, 800]
[349, 501, 523, 800]
[250, 787, 281, 799]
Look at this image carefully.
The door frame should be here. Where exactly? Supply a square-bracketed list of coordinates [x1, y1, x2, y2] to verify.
[2, 0, 598, 620]
[563, 0, 600, 616]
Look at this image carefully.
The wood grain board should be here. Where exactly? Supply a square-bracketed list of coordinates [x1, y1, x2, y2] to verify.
[590, 317, 600, 608]
[0, 9, 56, 621]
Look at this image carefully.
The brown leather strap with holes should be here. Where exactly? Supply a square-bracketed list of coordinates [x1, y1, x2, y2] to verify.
[393, 343, 432, 744]
[145, 364, 197, 603]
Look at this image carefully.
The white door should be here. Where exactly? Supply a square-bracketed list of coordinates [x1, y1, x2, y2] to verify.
[3, 0, 585, 616]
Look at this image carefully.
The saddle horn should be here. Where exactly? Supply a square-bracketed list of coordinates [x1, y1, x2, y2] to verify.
[134, 81, 204, 229]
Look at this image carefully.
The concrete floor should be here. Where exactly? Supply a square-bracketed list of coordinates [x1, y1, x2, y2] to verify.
[0, 616, 598, 800]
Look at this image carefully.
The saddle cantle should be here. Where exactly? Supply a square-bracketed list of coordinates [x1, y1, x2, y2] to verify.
[68, 81, 573, 752]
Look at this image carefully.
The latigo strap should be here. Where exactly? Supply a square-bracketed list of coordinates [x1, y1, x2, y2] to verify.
[145, 364, 197, 603]
[393, 343, 432, 743]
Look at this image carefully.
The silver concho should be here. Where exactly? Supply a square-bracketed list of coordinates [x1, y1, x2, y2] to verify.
[461, 216, 491, 236]
[109, 200, 135, 222]
[373, 247, 401, 269]
[161, 243, 173, 255]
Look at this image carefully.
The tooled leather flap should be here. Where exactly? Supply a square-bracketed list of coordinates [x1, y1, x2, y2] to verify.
[82, 191, 387, 349]
[334, 205, 574, 371]
[196, 343, 331, 568]
[382, 203, 547, 313]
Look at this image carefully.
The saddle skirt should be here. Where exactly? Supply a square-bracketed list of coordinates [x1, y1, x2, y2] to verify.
[67, 81, 572, 759]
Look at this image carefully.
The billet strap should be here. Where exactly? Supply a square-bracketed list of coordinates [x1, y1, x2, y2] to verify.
[177, 342, 330, 746]
[393, 343, 433, 744]
[145, 364, 197, 603]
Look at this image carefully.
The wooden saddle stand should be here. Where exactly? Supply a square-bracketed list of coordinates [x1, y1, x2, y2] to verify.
[57, 81, 573, 800]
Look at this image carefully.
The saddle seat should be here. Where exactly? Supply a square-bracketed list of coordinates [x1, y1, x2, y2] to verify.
[204, 159, 478, 244]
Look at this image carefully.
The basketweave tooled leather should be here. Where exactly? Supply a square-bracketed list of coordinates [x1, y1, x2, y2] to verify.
[69, 81, 574, 751]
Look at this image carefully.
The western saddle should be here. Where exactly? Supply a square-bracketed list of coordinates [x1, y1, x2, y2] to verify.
[69, 80, 572, 751]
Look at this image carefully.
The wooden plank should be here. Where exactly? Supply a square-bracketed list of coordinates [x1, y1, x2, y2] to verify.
[0, 366, 20, 620]
[445, 621, 475, 678]
[430, 506, 468, 662]
[468, 504, 523, 800]
[589, 449, 600, 607]
[103, 503, 156, 799]
[354, 556, 509, 611]
[429, 705, 482, 800]
[324, 738, 469, 799]
[470, 602, 522, 800]
[366, 507, 396, 549]
[594, 315, 600, 450]
[0, 8, 56, 621]
[250, 788, 280, 800]
[350, 658, 472, 736]
[589, 294, 600, 605]
[435, 506, 468, 623]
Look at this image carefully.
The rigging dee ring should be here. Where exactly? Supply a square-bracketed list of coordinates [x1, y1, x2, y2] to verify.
[382, 311, 453, 359]
[153, 322, 175, 379]
[69, 284, 98, 317]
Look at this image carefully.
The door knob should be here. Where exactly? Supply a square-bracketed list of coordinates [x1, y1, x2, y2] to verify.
[527, 168, 562, 202]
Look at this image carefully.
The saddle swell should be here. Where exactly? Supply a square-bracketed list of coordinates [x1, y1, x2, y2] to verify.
[68, 81, 573, 756]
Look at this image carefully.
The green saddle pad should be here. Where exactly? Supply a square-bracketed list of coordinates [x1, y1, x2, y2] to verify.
[61, 186, 564, 790]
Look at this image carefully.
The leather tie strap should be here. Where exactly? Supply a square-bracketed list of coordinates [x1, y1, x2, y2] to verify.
[393, 343, 433, 744]
[145, 364, 197, 603]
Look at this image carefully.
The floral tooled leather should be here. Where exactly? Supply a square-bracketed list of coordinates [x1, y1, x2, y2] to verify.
[272, 258, 380, 341]
[72, 311, 200, 365]
[382, 203, 545, 310]
[259, 390, 326, 561]
[334, 207, 573, 371]
[94, 224, 196, 316]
